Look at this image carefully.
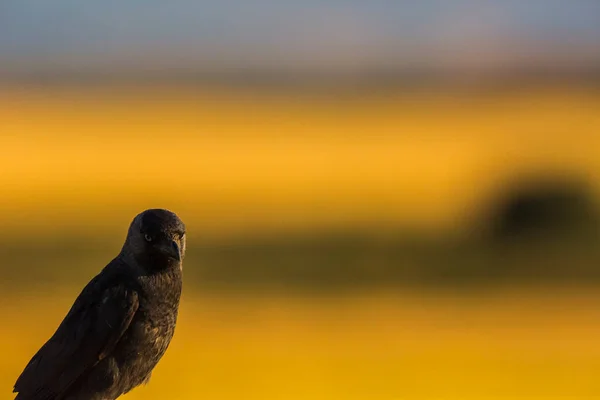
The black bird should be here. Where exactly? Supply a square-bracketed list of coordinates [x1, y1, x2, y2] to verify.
[13, 209, 186, 400]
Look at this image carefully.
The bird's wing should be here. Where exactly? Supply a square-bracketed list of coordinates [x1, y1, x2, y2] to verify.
[13, 283, 139, 400]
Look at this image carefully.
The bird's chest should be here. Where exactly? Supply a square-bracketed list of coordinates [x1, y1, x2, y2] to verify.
[128, 298, 178, 358]
[127, 272, 181, 357]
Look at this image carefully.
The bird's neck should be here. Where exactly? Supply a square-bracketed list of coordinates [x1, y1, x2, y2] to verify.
[119, 250, 182, 277]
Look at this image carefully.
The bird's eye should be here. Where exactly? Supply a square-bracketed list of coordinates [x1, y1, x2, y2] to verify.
[144, 234, 153, 242]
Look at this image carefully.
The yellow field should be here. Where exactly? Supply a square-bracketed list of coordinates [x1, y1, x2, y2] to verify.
[4, 288, 600, 399]
[1, 86, 600, 239]
[2, 86, 599, 398]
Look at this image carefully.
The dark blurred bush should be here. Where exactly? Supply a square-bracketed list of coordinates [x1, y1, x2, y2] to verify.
[484, 176, 598, 241]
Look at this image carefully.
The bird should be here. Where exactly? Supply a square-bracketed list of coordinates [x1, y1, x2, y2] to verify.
[13, 208, 186, 400]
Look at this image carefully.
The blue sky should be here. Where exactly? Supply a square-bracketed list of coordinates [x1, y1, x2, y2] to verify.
[1, 1, 599, 72]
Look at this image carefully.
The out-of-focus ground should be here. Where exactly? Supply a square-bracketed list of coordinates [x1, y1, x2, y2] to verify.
[2, 84, 600, 399]
[2, 85, 600, 287]
[4, 288, 600, 400]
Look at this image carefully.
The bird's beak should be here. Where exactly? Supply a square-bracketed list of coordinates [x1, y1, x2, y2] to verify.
[163, 239, 181, 262]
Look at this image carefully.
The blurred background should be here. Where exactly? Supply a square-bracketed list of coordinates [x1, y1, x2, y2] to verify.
[2, 1, 600, 398]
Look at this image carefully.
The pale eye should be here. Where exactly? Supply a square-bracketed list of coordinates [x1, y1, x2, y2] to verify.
[144, 234, 153, 242]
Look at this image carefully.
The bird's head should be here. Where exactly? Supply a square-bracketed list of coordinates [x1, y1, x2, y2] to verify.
[123, 208, 186, 271]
